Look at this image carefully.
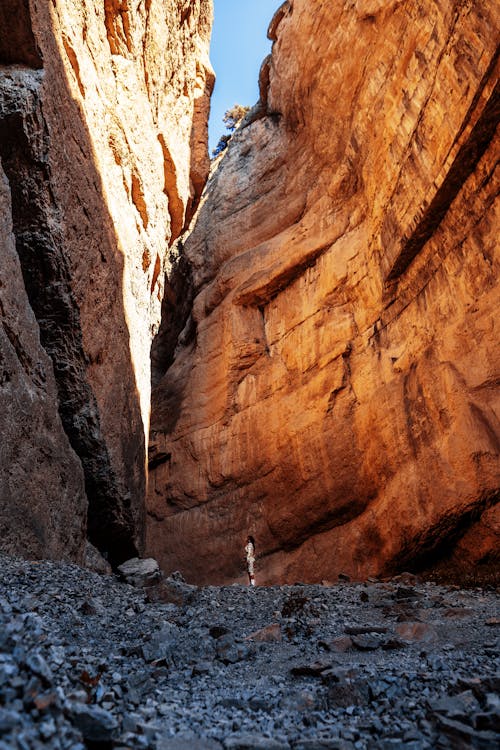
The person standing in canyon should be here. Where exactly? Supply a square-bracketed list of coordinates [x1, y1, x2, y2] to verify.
[245, 536, 256, 586]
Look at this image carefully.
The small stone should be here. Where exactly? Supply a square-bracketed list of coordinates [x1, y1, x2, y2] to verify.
[394, 587, 420, 601]
[68, 703, 118, 742]
[169, 571, 186, 582]
[485, 693, 500, 712]
[392, 573, 420, 585]
[395, 622, 438, 643]
[351, 634, 387, 651]
[34, 692, 57, 711]
[122, 713, 141, 733]
[192, 661, 213, 676]
[443, 607, 473, 618]
[24, 653, 53, 684]
[66, 689, 89, 704]
[290, 660, 332, 677]
[344, 625, 388, 635]
[320, 636, 353, 653]
[141, 622, 178, 663]
[80, 598, 105, 616]
[249, 695, 271, 711]
[281, 690, 316, 713]
[145, 578, 197, 606]
[327, 679, 370, 709]
[157, 739, 223, 750]
[0, 709, 22, 733]
[223, 733, 290, 749]
[39, 718, 57, 739]
[218, 696, 247, 710]
[215, 635, 250, 665]
[245, 624, 282, 643]
[210, 625, 231, 639]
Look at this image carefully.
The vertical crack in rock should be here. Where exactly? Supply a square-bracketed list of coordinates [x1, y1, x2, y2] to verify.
[150, 247, 195, 390]
[158, 133, 185, 242]
[0, 78, 137, 567]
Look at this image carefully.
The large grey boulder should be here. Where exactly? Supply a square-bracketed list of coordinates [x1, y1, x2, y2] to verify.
[117, 557, 161, 588]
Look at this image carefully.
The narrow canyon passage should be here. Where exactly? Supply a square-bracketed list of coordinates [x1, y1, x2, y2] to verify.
[0, 1, 499, 748]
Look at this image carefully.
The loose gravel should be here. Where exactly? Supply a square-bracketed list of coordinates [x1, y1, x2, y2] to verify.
[0, 554, 498, 749]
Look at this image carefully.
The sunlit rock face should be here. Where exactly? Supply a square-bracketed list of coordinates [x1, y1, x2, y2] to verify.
[148, 0, 500, 584]
[0, 0, 213, 564]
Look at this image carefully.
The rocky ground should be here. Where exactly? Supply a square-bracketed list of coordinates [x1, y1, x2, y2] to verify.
[0, 554, 498, 750]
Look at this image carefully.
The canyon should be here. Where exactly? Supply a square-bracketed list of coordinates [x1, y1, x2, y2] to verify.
[0, 0, 499, 585]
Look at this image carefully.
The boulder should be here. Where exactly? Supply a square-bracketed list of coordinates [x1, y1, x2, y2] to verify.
[117, 557, 161, 588]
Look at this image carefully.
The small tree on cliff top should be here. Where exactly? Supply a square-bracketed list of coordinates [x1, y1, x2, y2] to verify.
[212, 104, 250, 158]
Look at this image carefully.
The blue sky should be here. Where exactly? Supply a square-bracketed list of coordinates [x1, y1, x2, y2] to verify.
[208, 0, 279, 153]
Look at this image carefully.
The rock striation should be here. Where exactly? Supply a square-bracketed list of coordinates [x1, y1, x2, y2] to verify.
[0, 0, 213, 564]
[148, 0, 500, 583]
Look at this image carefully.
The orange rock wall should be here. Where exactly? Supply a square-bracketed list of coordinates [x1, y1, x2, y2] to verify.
[0, 0, 213, 563]
[148, 0, 500, 583]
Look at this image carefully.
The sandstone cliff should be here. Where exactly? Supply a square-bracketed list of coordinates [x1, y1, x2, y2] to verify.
[0, 0, 213, 564]
[148, 0, 500, 584]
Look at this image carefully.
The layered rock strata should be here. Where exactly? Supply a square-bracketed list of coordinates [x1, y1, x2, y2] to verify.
[0, 0, 213, 563]
[148, 0, 500, 583]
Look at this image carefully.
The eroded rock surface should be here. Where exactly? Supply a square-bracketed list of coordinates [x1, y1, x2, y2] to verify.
[0, 0, 213, 563]
[0, 163, 86, 562]
[148, 0, 500, 583]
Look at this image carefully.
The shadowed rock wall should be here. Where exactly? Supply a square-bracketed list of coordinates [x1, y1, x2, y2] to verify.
[148, 0, 500, 584]
[0, 160, 87, 561]
[0, 0, 213, 564]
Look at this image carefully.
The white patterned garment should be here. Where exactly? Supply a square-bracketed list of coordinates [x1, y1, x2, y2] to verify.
[245, 540, 255, 584]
